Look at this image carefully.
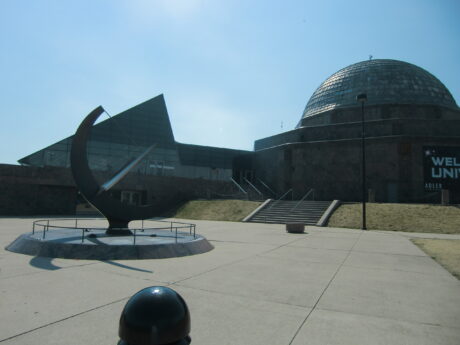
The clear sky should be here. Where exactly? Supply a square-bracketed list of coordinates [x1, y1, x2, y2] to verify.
[1, 0, 459, 165]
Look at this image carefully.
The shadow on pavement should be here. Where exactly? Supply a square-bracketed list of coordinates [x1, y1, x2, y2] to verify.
[29, 256, 61, 270]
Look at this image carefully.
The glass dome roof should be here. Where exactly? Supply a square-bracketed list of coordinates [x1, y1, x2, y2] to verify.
[301, 59, 458, 120]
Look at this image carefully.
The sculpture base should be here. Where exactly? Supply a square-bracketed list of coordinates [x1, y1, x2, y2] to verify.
[6, 229, 213, 260]
[106, 228, 133, 236]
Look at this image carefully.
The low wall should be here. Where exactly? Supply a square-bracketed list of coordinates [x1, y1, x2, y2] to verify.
[0, 164, 240, 216]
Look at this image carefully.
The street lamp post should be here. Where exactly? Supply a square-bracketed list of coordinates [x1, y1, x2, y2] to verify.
[357, 93, 367, 230]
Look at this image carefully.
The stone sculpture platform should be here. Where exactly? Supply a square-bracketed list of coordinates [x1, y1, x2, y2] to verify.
[6, 228, 213, 260]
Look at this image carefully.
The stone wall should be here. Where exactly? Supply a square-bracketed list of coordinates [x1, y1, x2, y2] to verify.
[255, 107, 460, 151]
[0, 164, 241, 216]
[253, 137, 460, 203]
[252, 103, 460, 203]
[0, 165, 77, 215]
[300, 104, 459, 127]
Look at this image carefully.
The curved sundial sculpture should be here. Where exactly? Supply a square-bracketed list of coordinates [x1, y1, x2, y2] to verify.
[6, 105, 214, 259]
[70, 106, 156, 235]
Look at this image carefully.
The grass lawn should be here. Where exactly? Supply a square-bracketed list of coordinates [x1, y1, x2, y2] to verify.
[172, 199, 262, 222]
[411, 239, 460, 280]
[328, 203, 460, 234]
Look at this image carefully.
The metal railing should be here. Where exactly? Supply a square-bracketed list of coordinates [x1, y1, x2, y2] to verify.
[243, 177, 263, 199]
[290, 188, 315, 212]
[230, 178, 248, 197]
[32, 218, 196, 245]
[267, 188, 293, 211]
[277, 188, 293, 201]
[256, 178, 277, 198]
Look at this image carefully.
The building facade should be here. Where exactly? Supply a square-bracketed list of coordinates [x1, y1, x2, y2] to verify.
[249, 59, 460, 203]
[3, 95, 248, 215]
[2, 58, 459, 216]
[19, 94, 246, 182]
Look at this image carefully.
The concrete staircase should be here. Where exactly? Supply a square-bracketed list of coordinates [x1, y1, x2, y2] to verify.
[245, 199, 332, 225]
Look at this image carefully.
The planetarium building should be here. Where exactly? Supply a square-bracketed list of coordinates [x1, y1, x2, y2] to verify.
[2, 58, 459, 215]
[248, 59, 460, 203]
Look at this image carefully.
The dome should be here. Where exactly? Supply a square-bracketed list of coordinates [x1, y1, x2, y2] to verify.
[301, 59, 458, 121]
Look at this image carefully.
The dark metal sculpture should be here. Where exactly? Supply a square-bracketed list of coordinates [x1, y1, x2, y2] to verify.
[70, 106, 156, 235]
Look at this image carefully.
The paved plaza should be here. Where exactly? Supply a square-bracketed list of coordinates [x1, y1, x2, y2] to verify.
[1, 217, 460, 345]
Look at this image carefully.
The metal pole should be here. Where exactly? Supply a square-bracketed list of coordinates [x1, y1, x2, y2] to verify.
[361, 101, 367, 230]
[133, 229, 136, 245]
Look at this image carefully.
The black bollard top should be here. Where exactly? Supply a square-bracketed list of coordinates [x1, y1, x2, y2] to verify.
[119, 286, 191, 345]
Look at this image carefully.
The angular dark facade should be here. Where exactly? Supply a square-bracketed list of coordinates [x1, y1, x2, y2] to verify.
[19, 95, 246, 181]
[5, 95, 249, 215]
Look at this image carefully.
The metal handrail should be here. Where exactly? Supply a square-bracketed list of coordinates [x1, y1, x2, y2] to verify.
[31, 218, 197, 244]
[277, 188, 293, 201]
[268, 188, 292, 210]
[243, 177, 263, 198]
[231, 178, 248, 195]
[290, 188, 315, 212]
[256, 178, 277, 198]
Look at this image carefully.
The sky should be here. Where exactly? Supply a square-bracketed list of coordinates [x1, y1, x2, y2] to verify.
[1, 0, 459, 165]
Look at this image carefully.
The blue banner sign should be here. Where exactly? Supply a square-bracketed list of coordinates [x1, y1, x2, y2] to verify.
[423, 146, 460, 191]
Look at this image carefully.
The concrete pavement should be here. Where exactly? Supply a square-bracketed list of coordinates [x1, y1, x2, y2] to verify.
[1, 217, 459, 344]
